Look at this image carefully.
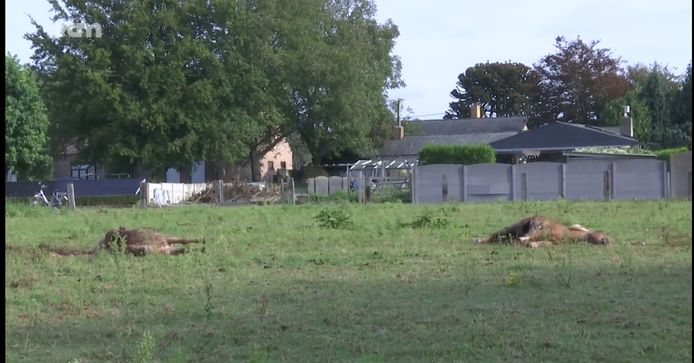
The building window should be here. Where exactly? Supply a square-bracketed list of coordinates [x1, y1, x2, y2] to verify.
[280, 161, 287, 170]
[267, 161, 274, 170]
[71, 164, 96, 179]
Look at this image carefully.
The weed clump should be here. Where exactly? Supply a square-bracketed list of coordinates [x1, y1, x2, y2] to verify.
[315, 207, 353, 229]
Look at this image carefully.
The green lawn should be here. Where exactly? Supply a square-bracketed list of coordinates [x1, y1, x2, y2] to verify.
[5, 199, 692, 362]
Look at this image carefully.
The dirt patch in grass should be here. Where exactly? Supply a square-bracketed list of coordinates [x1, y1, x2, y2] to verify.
[9, 277, 38, 289]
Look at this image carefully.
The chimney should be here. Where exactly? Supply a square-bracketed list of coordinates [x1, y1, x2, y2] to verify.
[392, 98, 404, 139]
[620, 105, 634, 138]
[393, 125, 404, 140]
[470, 103, 482, 118]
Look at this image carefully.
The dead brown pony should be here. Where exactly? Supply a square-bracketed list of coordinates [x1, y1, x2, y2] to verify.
[93, 227, 204, 255]
[473, 215, 611, 248]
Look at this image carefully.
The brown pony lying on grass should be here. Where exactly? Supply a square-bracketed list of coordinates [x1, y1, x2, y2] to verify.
[39, 227, 204, 256]
[473, 215, 611, 248]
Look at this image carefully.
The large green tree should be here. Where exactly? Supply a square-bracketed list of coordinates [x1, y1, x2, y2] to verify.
[444, 61, 540, 119]
[281, 0, 402, 165]
[5, 54, 52, 181]
[670, 62, 692, 149]
[27, 0, 401, 179]
[532, 36, 630, 127]
[603, 63, 690, 149]
[28, 0, 258, 177]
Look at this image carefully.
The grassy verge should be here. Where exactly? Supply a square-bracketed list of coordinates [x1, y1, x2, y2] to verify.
[5, 199, 692, 362]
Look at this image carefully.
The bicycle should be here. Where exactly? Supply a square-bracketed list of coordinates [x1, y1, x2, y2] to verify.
[31, 182, 68, 210]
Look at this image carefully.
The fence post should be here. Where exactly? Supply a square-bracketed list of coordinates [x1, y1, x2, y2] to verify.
[610, 162, 616, 200]
[359, 176, 366, 203]
[521, 173, 528, 201]
[291, 177, 296, 205]
[560, 164, 567, 198]
[213, 180, 224, 205]
[140, 180, 148, 208]
[461, 165, 468, 202]
[410, 167, 416, 204]
[442, 174, 448, 202]
[510, 165, 516, 201]
[603, 170, 610, 201]
[66, 183, 76, 210]
[688, 171, 692, 200]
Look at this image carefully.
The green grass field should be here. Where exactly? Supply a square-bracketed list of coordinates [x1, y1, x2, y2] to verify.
[5, 199, 692, 362]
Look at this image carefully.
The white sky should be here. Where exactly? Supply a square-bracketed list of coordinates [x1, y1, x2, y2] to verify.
[6, 0, 693, 118]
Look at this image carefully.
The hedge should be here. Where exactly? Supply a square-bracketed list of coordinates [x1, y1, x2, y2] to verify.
[655, 147, 690, 161]
[418, 144, 496, 165]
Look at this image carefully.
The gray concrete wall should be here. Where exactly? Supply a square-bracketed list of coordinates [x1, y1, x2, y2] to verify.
[670, 151, 692, 199]
[465, 164, 512, 202]
[612, 159, 667, 200]
[513, 162, 564, 201]
[412, 159, 669, 204]
[412, 164, 461, 203]
[564, 159, 611, 201]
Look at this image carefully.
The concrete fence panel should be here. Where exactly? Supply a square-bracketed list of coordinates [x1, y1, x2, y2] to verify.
[513, 162, 564, 201]
[413, 164, 462, 203]
[611, 159, 667, 200]
[564, 160, 612, 200]
[669, 151, 692, 199]
[465, 163, 512, 202]
[328, 176, 345, 193]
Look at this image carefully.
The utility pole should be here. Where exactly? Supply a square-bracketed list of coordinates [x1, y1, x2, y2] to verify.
[396, 98, 402, 126]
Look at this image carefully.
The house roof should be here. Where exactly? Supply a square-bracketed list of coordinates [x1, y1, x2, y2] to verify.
[380, 132, 519, 158]
[379, 116, 528, 158]
[412, 116, 528, 136]
[489, 122, 639, 154]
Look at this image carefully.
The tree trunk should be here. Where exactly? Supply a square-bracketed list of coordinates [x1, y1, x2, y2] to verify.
[249, 150, 262, 182]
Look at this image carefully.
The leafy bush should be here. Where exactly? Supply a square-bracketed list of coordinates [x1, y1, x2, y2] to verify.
[315, 207, 353, 229]
[655, 147, 690, 161]
[401, 208, 451, 229]
[419, 143, 496, 165]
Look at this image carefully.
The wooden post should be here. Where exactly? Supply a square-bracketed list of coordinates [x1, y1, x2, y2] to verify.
[66, 183, 76, 210]
[140, 180, 148, 208]
[442, 174, 448, 202]
[213, 180, 224, 205]
[603, 170, 610, 201]
[359, 176, 366, 203]
[291, 178, 296, 205]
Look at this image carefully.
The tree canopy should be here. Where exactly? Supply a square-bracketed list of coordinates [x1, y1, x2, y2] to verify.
[444, 62, 540, 119]
[27, 0, 402, 179]
[532, 36, 630, 126]
[5, 54, 52, 180]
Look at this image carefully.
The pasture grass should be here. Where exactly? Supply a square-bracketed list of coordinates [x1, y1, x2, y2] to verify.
[5, 199, 692, 362]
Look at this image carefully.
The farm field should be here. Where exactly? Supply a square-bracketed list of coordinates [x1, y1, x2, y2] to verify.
[5, 199, 693, 362]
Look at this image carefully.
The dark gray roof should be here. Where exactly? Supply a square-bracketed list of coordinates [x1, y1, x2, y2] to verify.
[380, 132, 519, 158]
[411, 116, 528, 136]
[596, 126, 622, 135]
[489, 122, 639, 154]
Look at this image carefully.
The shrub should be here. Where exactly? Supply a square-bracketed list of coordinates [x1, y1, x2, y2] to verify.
[655, 147, 690, 161]
[419, 144, 496, 165]
[315, 207, 353, 229]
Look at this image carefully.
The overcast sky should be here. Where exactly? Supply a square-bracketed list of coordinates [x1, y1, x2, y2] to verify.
[6, 0, 693, 119]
